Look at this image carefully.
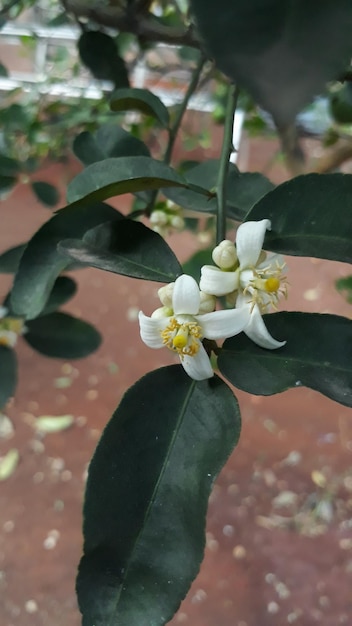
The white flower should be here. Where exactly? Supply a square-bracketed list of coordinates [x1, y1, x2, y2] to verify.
[139, 274, 250, 380]
[0, 330, 18, 348]
[200, 219, 287, 349]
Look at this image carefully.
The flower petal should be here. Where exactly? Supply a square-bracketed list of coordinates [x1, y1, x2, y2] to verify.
[236, 219, 271, 268]
[197, 307, 250, 340]
[138, 311, 167, 349]
[200, 265, 238, 296]
[173, 274, 200, 315]
[236, 294, 286, 349]
[181, 342, 214, 380]
[257, 253, 286, 272]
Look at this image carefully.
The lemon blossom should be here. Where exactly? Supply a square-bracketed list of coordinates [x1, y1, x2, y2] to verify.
[200, 219, 287, 350]
[0, 306, 25, 348]
[138, 274, 251, 380]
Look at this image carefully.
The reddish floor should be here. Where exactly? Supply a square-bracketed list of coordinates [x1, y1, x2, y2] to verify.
[0, 144, 352, 626]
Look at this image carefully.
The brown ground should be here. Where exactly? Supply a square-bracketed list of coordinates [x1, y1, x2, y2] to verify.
[0, 136, 352, 626]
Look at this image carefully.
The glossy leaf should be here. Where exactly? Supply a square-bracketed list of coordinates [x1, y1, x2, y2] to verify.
[78, 31, 129, 87]
[164, 160, 273, 221]
[76, 365, 241, 626]
[24, 312, 101, 359]
[11, 203, 122, 319]
[31, 181, 60, 207]
[190, 0, 352, 124]
[218, 312, 352, 407]
[40, 276, 77, 315]
[0, 346, 17, 409]
[110, 88, 170, 128]
[66, 156, 187, 206]
[246, 173, 352, 263]
[73, 124, 150, 167]
[59, 219, 182, 283]
[0, 244, 26, 274]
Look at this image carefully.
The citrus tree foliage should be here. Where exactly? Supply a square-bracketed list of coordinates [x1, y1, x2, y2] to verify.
[1, 1, 352, 625]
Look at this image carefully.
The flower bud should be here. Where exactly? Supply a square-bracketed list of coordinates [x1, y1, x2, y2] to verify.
[150, 210, 168, 226]
[212, 240, 237, 270]
[151, 306, 173, 319]
[158, 283, 174, 307]
[198, 291, 216, 313]
[169, 215, 185, 231]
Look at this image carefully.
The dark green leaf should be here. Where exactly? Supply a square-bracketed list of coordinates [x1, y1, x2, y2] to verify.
[59, 219, 182, 282]
[0, 346, 17, 410]
[78, 31, 129, 87]
[110, 88, 170, 128]
[164, 160, 273, 221]
[76, 365, 241, 626]
[0, 244, 26, 274]
[11, 203, 123, 319]
[0, 175, 16, 192]
[246, 173, 352, 263]
[190, 0, 352, 124]
[24, 312, 101, 359]
[330, 83, 352, 124]
[66, 156, 187, 206]
[40, 276, 77, 315]
[73, 125, 150, 167]
[0, 153, 21, 177]
[182, 248, 213, 281]
[31, 181, 59, 207]
[218, 312, 352, 407]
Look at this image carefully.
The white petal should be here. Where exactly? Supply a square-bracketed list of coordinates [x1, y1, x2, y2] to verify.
[236, 294, 286, 349]
[172, 274, 200, 315]
[236, 219, 271, 269]
[138, 311, 167, 349]
[200, 265, 238, 296]
[181, 343, 214, 380]
[197, 307, 250, 340]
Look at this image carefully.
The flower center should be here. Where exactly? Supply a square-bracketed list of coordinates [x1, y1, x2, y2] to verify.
[161, 317, 202, 358]
[243, 260, 287, 312]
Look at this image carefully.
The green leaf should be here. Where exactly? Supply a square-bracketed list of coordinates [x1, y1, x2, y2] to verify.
[0, 175, 17, 192]
[24, 312, 101, 359]
[66, 156, 187, 206]
[73, 125, 150, 167]
[31, 181, 60, 207]
[76, 365, 241, 626]
[0, 153, 21, 177]
[78, 31, 129, 87]
[246, 173, 352, 263]
[189, 0, 352, 124]
[182, 248, 213, 281]
[59, 220, 182, 283]
[11, 203, 123, 319]
[40, 276, 77, 315]
[336, 275, 352, 304]
[0, 346, 17, 410]
[110, 88, 170, 128]
[330, 83, 352, 124]
[164, 160, 273, 221]
[218, 312, 352, 408]
[0, 244, 26, 274]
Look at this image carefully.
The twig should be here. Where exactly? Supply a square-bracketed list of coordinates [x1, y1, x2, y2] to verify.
[216, 83, 239, 244]
[275, 122, 305, 176]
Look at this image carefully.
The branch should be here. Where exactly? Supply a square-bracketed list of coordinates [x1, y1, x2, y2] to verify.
[216, 83, 240, 244]
[275, 122, 306, 176]
[308, 136, 352, 173]
[63, 1, 201, 48]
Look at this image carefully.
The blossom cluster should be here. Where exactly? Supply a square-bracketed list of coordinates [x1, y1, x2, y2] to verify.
[139, 219, 287, 380]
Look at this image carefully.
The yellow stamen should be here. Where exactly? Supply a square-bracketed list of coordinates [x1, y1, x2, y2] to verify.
[265, 277, 280, 293]
[161, 317, 202, 359]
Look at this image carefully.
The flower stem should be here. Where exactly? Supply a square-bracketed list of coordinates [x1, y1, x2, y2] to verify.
[163, 53, 206, 166]
[216, 83, 240, 244]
